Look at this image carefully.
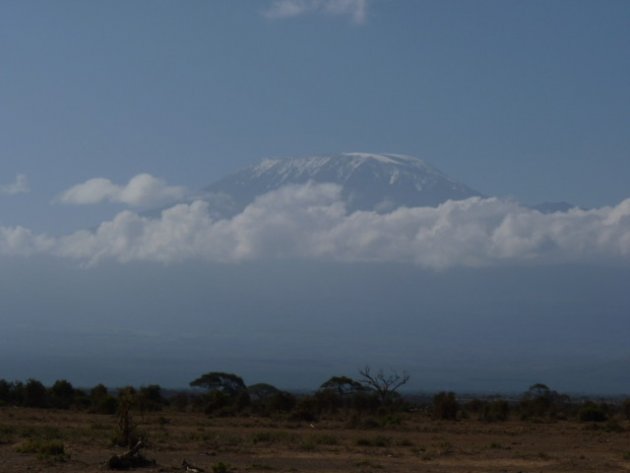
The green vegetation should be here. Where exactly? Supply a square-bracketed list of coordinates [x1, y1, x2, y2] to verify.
[518, 383, 571, 420]
[578, 402, 608, 422]
[212, 461, 233, 473]
[16, 439, 68, 462]
[1, 372, 629, 430]
[432, 391, 458, 420]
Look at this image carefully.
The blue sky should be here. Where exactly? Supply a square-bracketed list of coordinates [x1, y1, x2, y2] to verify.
[1, 1, 630, 392]
[1, 0, 629, 232]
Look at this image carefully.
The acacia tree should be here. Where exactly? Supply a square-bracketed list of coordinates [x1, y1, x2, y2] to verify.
[190, 372, 247, 396]
[358, 366, 410, 405]
[319, 376, 364, 397]
[316, 375, 366, 412]
[247, 383, 281, 402]
[520, 383, 569, 418]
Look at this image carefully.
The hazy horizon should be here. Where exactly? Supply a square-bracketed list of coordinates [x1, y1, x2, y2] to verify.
[1, 1, 629, 395]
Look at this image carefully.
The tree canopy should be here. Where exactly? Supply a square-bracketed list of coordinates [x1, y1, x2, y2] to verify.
[319, 376, 364, 397]
[190, 372, 246, 396]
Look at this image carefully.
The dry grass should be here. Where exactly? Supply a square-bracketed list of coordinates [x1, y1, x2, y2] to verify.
[1, 407, 630, 472]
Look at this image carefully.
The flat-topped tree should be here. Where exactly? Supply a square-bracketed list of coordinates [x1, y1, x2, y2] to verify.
[247, 383, 281, 402]
[190, 372, 246, 396]
[319, 376, 364, 397]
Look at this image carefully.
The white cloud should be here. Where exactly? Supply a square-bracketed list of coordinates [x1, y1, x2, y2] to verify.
[263, 0, 368, 24]
[0, 226, 54, 256]
[4, 182, 630, 269]
[57, 173, 187, 208]
[1, 174, 30, 195]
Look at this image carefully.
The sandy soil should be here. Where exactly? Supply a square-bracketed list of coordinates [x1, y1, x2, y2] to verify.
[1, 407, 630, 472]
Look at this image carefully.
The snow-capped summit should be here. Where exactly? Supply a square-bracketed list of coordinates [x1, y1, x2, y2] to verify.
[201, 152, 483, 214]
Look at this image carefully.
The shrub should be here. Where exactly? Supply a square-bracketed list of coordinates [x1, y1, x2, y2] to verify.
[0, 425, 16, 444]
[578, 402, 608, 422]
[519, 383, 570, 420]
[604, 420, 624, 433]
[268, 391, 296, 413]
[480, 400, 510, 422]
[0, 379, 11, 404]
[464, 399, 483, 415]
[10, 381, 25, 405]
[94, 395, 118, 415]
[203, 391, 229, 415]
[113, 392, 138, 447]
[234, 390, 251, 411]
[16, 439, 67, 461]
[137, 385, 165, 412]
[24, 379, 47, 408]
[90, 383, 108, 400]
[291, 398, 319, 422]
[432, 392, 458, 420]
[350, 391, 380, 413]
[212, 462, 231, 473]
[314, 389, 342, 413]
[247, 383, 296, 415]
[171, 393, 190, 412]
[48, 380, 75, 409]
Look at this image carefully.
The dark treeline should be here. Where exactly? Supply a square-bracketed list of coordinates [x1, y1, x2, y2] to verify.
[2, 372, 630, 427]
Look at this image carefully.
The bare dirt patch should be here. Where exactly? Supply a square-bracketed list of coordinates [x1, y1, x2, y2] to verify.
[2, 407, 630, 472]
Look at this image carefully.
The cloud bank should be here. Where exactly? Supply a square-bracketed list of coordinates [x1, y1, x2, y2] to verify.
[1, 174, 29, 195]
[263, 0, 368, 24]
[2, 183, 630, 269]
[57, 174, 187, 208]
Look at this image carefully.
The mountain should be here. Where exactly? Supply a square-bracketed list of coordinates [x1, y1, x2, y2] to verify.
[529, 201, 579, 214]
[199, 152, 483, 214]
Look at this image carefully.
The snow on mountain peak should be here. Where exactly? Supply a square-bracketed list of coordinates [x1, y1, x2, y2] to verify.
[203, 153, 483, 215]
[249, 153, 441, 182]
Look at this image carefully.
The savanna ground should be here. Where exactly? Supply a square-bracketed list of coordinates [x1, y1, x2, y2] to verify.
[2, 407, 630, 473]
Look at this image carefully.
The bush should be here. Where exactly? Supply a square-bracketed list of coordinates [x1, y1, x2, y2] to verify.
[267, 391, 296, 413]
[203, 391, 229, 415]
[350, 391, 380, 413]
[291, 398, 319, 422]
[0, 379, 11, 404]
[90, 383, 108, 400]
[48, 380, 75, 409]
[578, 402, 608, 422]
[24, 379, 47, 408]
[432, 392, 458, 420]
[234, 390, 251, 411]
[137, 385, 165, 412]
[480, 400, 510, 422]
[519, 383, 570, 420]
[93, 395, 118, 415]
[171, 393, 190, 412]
[464, 399, 483, 415]
[314, 389, 342, 413]
[212, 462, 231, 473]
[16, 439, 67, 461]
[113, 391, 138, 447]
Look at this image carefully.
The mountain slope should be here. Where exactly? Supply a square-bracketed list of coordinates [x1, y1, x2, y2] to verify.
[529, 201, 579, 214]
[201, 152, 483, 214]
